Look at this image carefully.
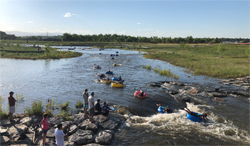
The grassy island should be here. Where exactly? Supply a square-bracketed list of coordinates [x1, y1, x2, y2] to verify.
[0, 44, 82, 59]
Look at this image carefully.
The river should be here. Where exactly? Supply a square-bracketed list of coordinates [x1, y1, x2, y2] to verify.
[0, 47, 249, 145]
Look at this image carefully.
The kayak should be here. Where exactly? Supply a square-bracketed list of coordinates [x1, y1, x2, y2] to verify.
[100, 79, 111, 84]
[186, 112, 203, 122]
[158, 106, 172, 114]
[106, 71, 113, 74]
[112, 77, 122, 81]
[134, 91, 147, 98]
[111, 83, 124, 88]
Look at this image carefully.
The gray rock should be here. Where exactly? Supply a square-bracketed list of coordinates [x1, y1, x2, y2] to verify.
[46, 128, 55, 138]
[0, 136, 10, 144]
[99, 119, 119, 130]
[68, 125, 79, 135]
[170, 81, 184, 86]
[69, 129, 94, 145]
[72, 113, 87, 125]
[85, 144, 102, 146]
[161, 83, 182, 91]
[95, 130, 114, 145]
[8, 124, 28, 140]
[15, 133, 33, 145]
[210, 92, 227, 97]
[49, 116, 64, 126]
[20, 115, 42, 125]
[147, 82, 162, 87]
[93, 115, 109, 123]
[79, 119, 98, 133]
[0, 119, 11, 126]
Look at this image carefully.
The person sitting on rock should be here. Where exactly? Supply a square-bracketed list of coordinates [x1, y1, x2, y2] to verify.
[184, 108, 207, 123]
[102, 101, 111, 116]
[94, 99, 102, 115]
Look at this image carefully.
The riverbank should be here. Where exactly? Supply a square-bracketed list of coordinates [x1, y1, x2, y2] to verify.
[0, 46, 82, 59]
[138, 43, 249, 78]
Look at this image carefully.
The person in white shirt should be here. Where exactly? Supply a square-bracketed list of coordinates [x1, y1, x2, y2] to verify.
[88, 92, 95, 122]
[55, 123, 70, 146]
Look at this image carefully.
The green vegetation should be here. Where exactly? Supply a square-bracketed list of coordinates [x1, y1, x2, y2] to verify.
[140, 43, 249, 78]
[152, 68, 179, 79]
[60, 101, 70, 110]
[0, 96, 8, 119]
[15, 94, 25, 102]
[75, 100, 83, 108]
[44, 109, 53, 117]
[217, 43, 226, 58]
[142, 65, 152, 70]
[0, 44, 82, 59]
[24, 101, 44, 116]
[58, 110, 73, 121]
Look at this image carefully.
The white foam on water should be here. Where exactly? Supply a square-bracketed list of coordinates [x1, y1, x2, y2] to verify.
[125, 102, 250, 144]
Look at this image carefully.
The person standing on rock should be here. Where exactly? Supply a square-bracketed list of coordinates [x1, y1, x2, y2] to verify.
[39, 113, 49, 145]
[8, 91, 16, 121]
[88, 92, 95, 122]
[55, 123, 70, 146]
[82, 89, 89, 117]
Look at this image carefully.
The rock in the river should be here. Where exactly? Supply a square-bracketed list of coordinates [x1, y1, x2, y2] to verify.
[68, 125, 79, 135]
[99, 119, 120, 130]
[95, 130, 114, 145]
[0, 136, 10, 144]
[147, 82, 162, 87]
[69, 129, 94, 145]
[170, 81, 184, 86]
[79, 119, 98, 133]
[167, 90, 178, 95]
[72, 113, 87, 125]
[93, 115, 109, 123]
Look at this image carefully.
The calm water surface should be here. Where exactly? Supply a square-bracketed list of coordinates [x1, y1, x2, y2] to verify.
[0, 48, 249, 145]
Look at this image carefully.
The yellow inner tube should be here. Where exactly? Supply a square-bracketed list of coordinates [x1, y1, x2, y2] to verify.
[100, 79, 111, 84]
[111, 83, 124, 87]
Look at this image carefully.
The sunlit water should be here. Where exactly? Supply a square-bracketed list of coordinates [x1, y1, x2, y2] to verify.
[0, 47, 249, 145]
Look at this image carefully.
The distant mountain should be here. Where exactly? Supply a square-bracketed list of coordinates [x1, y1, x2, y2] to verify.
[5, 31, 63, 36]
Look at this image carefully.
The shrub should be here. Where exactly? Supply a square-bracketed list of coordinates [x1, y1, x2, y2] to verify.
[58, 110, 72, 121]
[24, 101, 43, 116]
[142, 65, 151, 70]
[0, 96, 8, 119]
[75, 100, 83, 108]
[44, 109, 53, 117]
[60, 101, 69, 110]
[15, 94, 25, 102]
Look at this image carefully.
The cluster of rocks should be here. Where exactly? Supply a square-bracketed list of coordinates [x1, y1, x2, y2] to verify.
[0, 112, 125, 145]
[147, 77, 250, 103]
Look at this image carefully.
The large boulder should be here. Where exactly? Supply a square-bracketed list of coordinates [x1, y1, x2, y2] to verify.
[210, 92, 227, 97]
[68, 125, 79, 135]
[49, 116, 64, 126]
[147, 82, 162, 87]
[95, 130, 114, 145]
[99, 119, 119, 130]
[161, 83, 182, 91]
[15, 133, 33, 145]
[170, 81, 184, 86]
[93, 115, 109, 123]
[8, 124, 28, 141]
[20, 115, 42, 125]
[46, 128, 55, 138]
[79, 119, 98, 133]
[69, 129, 94, 145]
[72, 113, 87, 125]
[0, 136, 10, 144]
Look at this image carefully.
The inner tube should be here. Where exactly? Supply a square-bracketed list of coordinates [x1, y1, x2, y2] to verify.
[116, 54, 119, 56]
[112, 77, 122, 81]
[158, 106, 172, 114]
[93, 66, 101, 69]
[186, 112, 203, 122]
[111, 57, 114, 59]
[111, 83, 124, 88]
[116, 51, 119, 53]
[106, 71, 113, 74]
[134, 91, 147, 98]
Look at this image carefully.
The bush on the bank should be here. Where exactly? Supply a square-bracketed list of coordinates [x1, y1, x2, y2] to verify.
[44, 109, 53, 117]
[75, 100, 83, 108]
[24, 101, 43, 116]
[0, 96, 8, 119]
[142, 65, 151, 70]
[60, 101, 69, 110]
[16, 94, 25, 102]
[58, 110, 72, 121]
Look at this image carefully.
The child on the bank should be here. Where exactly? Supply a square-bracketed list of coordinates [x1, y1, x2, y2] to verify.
[39, 113, 49, 145]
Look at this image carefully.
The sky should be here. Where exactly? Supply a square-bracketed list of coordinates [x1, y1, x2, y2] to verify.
[0, 0, 249, 38]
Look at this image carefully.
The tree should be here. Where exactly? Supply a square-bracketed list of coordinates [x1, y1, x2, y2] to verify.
[185, 36, 193, 43]
[44, 43, 51, 56]
[216, 43, 226, 58]
[184, 44, 190, 50]
[179, 42, 185, 48]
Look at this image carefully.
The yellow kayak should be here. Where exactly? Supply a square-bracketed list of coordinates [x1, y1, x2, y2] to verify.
[111, 83, 124, 88]
[100, 79, 111, 84]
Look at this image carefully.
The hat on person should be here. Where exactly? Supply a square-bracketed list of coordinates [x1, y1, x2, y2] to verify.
[85, 89, 88, 91]
[9, 91, 14, 94]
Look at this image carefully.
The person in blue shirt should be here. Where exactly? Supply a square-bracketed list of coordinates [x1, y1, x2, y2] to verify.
[102, 101, 111, 116]
[156, 104, 173, 113]
[184, 108, 207, 122]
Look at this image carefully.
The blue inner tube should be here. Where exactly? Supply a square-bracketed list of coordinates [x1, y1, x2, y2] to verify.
[106, 72, 113, 74]
[112, 77, 122, 81]
[111, 57, 114, 59]
[186, 112, 202, 123]
[158, 106, 172, 114]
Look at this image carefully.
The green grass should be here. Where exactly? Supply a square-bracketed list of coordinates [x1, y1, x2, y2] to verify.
[58, 110, 73, 121]
[75, 100, 83, 108]
[60, 101, 69, 110]
[24, 101, 44, 116]
[142, 65, 152, 70]
[0, 96, 8, 119]
[15, 94, 25, 102]
[140, 44, 249, 78]
[153, 68, 179, 79]
[0, 45, 82, 59]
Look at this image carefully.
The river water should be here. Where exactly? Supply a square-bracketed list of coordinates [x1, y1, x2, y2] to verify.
[0, 47, 249, 145]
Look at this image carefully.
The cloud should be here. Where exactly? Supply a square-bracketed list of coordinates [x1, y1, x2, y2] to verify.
[181, 31, 192, 33]
[136, 29, 141, 31]
[137, 23, 141, 25]
[143, 28, 153, 31]
[74, 30, 91, 34]
[118, 31, 126, 34]
[72, 14, 78, 16]
[27, 21, 34, 24]
[64, 13, 72, 17]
